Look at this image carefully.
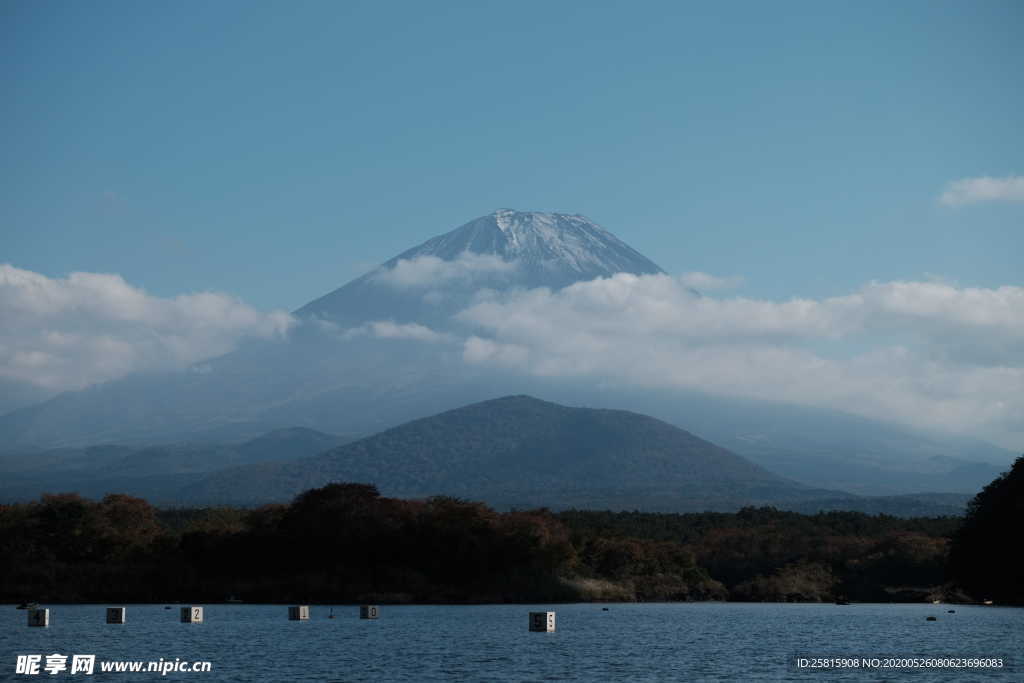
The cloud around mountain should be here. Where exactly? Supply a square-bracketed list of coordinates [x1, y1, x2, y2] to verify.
[371, 252, 519, 288]
[0, 264, 294, 394]
[455, 273, 1024, 444]
[341, 320, 453, 344]
[4, 256, 1022, 448]
[3, 256, 1021, 448]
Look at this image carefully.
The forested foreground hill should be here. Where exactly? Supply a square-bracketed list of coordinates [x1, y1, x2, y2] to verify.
[5, 481, 1011, 605]
[181, 395, 839, 510]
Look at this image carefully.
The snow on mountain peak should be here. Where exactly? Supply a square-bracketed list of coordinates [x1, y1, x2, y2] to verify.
[448, 209, 665, 283]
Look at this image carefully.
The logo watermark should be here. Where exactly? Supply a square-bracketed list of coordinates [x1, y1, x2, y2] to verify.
[15, 654, 211, 676]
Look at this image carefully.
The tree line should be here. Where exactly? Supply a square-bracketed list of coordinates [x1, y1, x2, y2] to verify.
[2, 457, 1020, 604]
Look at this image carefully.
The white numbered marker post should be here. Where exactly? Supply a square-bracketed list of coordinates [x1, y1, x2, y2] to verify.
[359, 605, 379, 620]
[180, 606, 204, 623]
[529, 611, 556, 632]
[106, 607, 126, 624]
[288, 605, 309, 621]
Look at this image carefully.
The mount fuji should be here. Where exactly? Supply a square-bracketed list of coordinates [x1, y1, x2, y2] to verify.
[297, 209, 666, 328]
[0, 209, 1010, 500]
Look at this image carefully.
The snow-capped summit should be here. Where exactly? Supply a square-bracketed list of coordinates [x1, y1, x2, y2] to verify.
[298, 210, 664, 324]
[394, 209, 663, 284]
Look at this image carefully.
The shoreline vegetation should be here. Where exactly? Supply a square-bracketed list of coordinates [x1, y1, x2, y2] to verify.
[0, 492, 967, 606]
[4, 464, 1019, 607]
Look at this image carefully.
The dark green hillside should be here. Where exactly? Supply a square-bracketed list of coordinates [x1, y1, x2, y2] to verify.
[185, 395, 832, 509]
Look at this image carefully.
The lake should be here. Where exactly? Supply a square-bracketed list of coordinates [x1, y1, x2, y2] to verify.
[2, 603, 1020, 681]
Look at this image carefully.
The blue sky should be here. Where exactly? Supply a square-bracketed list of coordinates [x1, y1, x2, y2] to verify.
[2, 1, 1023, 447]
[4, 0, 1021, 309]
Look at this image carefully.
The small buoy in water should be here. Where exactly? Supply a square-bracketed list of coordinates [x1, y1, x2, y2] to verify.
[180, 606, 203, 623]
[329, 608, 335, 619]
[529, 611, 556, 632]
[926, 616, 937, 621]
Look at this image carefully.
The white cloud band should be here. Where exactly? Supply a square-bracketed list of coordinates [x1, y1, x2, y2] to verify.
[0, 264, 294, 393]
[342, 320, 452, 343]
[456, 273, 1024, 441]
[372, 252, 518, 288]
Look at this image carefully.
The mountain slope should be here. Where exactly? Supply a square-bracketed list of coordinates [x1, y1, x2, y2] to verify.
[182, 395, 837, 510]
[554, 384, 1013, 495]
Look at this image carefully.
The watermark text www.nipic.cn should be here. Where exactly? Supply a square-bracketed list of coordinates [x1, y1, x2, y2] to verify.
[15, 654, 212, 676]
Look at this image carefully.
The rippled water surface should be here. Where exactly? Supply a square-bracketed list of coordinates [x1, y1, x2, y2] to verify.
[2, 603, 1021, 681]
